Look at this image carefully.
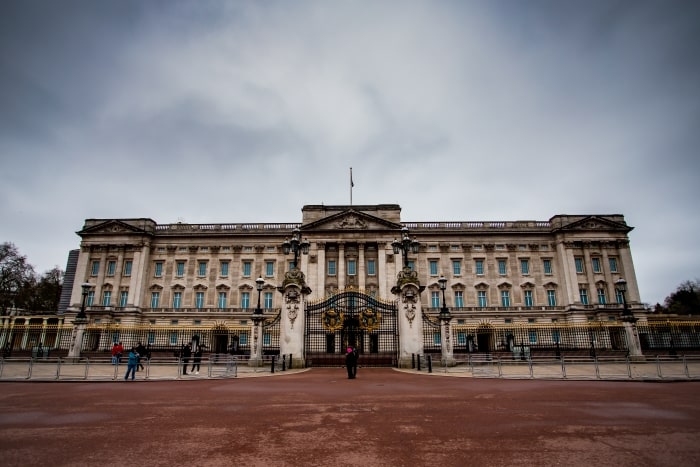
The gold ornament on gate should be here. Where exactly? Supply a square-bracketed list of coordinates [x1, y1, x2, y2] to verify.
[322, 308, 344, 332]
[360, 308, 381, 332]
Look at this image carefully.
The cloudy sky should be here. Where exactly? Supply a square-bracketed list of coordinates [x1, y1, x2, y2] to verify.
[1, 0, 698, 306]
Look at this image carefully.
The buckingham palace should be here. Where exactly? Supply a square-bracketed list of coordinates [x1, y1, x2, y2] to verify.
[37, 203, 648, 367]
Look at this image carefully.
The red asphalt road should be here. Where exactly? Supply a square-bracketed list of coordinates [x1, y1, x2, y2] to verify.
[1, 368, 699, 467]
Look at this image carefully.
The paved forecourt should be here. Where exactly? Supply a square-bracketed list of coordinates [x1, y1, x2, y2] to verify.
[1, 368, 699, 467]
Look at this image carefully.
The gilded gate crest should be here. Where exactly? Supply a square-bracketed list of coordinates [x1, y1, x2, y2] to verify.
[322, 308, 344, 332]
[359, 308, 381, 332]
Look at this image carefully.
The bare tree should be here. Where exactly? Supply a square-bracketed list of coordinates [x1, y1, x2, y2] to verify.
[0, 242, 36, 315]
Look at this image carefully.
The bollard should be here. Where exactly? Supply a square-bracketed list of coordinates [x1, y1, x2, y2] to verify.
[428, 355, 432, 373]
[412, 353, 415, 369]
[271, 355, 276, 373]
[282, 354, 286, 371]
[288, 353, 293, 369]
[417, 355, 421, 372]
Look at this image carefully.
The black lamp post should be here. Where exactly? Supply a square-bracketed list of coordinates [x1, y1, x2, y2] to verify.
[76, 282, 91, 320]
[282, 228, 310, 269]
[254, 276, 264, 315]
[615, 277, 633, 319]
[438, 275, 451, 320]
[392, 226, 419, 269]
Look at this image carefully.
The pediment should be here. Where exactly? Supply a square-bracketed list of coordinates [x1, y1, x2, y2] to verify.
[553, 216, 632, 233]
[301, 209, 402, 231]
[79, 220, 150, 235]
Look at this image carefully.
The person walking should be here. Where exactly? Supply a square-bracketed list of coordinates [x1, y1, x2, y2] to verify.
[124, 347, 138, 381]
[136, 342, 147, 371]
[352, 347, 359, 378]
[191, 345, 204, 375]
[345, 347, 357, 379]
[111, 342, 123, 365]
[181, 343, 192, 375]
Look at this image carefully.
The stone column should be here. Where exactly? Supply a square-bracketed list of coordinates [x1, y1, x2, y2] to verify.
[278, 269, 311, 368]
[67, 318, 88, 359]
[440, 315, 455, 366]
[248, 315, 265, 367]
[392, 268, 425, 368]
[623, 318, 644, 360]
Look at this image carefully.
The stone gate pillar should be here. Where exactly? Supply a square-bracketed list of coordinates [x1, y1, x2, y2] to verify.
[278, 269, 311, 368]
[67, 317, 88, 360]
[623, 317, 644, 360]
[392, 268, 425, 368]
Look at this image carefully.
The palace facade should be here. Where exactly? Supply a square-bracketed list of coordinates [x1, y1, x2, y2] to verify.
[64, 204, 642, 325]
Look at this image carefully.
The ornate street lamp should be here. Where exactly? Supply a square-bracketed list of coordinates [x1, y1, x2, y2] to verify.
[76, 282, 92, 320]
[615, 277, 633, 319]
[282, 228, 310, 269]
[438, 275, 451, 320]
[254, 276, 265, 315]
[392, 226, 419, 269]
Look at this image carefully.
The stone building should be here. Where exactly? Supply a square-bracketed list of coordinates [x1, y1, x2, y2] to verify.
[50, 204, 645, 367]
[67, 204, 640, 324]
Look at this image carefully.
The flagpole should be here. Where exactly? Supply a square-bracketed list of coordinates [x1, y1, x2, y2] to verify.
[350, 167, 353, 205]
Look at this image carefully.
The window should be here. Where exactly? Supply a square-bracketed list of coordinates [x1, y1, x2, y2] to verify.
[288, 261, 295, 271]
[543, 259, 552, 275]
[239, 333, 248, 346]
[218, 292, 227, 308]
[242, 261, 252, 277]
[107, 260, 116, 276]
[597, 288, 607, 305]
[176, 261, 185, 277]
[102, 290, 112, 306]
[195, 291, 204, 309]
[367, 259, 376, 276]
[580, 288, 589, 305]
[119, 290, 128, 307]
[264, 292, 273, 309]
[265, 261, 274, 277]
[575, 257, 584, 273]
[198, 261, 207, 277]
[547, 290, 557, 306]
[475, 259, 484, 275]
[520, 259, 529, 275]
[327, 260, 337, 276]
[615, 288, 624, 304]
[431, 291, 440, 308]
[552, 330, 560, 344]
[170, 333, 178, 345]
[87, 290, 94, 306]
[609, 257, 618, 273]
[457, 332, 466, 345]
[263, 333, 271, 346]
[592, 257, 601, 273]
[454, 291, 464, 308]
[123, 260, 132, 276]
[429, 260, 438, 276]
[452, 260, 461, 276]
[501, 290, 510, 307]
[524, 290, 533, 307]
[477, 290, 487, 308]
[91, 261, 100, 276]
[433, 333, 441, 346]
[155, 262, 163, 277]
[407, 260, 415, 271]
[173, 292, 182, 309]
[241, 292, 250, 309]
[220, 261, 229, 277]
[147, 332, 155, 344]
[529, 330, 538, 344]
[194, 320, 201, 326]
[347, 260, 356, 276]
[498, 259, 507, 275]
[150, 292, 160, 309]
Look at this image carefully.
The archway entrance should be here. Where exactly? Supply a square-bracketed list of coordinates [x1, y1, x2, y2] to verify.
[476, 325, 493, 353]
[305, 289, 398, 367]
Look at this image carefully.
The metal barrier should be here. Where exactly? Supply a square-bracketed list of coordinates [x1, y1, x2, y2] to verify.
[422, 354, 700, 380]
[0, 355, 240, 381]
